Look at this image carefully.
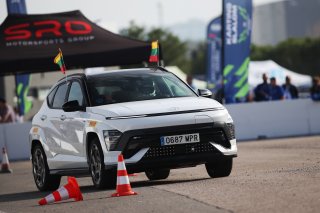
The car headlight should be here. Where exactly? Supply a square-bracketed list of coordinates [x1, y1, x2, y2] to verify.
[103, 130, 122, 151]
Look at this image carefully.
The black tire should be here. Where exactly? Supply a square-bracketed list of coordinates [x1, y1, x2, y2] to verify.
[88, 138, 116, 189]
[32, 144, 61, 191]
[145, 169, 170, 180]
[205, 158, 233, 178]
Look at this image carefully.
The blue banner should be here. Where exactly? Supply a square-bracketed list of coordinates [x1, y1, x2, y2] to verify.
[6, 0, 27, 13]
[207, 17, 222, 93]
[7, 0, 32, 115]
[222, 0, 252, 104]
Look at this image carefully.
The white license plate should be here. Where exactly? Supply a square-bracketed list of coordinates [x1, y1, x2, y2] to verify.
[160, 133, 200, 146]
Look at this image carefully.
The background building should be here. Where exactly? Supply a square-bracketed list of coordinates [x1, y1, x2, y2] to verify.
[252, 0, 320, 45]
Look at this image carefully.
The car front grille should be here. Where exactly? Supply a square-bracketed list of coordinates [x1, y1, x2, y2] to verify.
[143, 142, 217, 158]
[122, 125, 231, 159]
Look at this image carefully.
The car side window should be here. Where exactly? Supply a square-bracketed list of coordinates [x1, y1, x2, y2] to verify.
[52, 83, 68, 109]
[47, 86, 58, 107]
[67, 81, 84, 106]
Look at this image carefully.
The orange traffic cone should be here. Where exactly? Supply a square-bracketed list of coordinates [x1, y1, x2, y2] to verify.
[0, 147, 12, 173]
[38, 176, 83, 205]
[112, 154, 137, 197]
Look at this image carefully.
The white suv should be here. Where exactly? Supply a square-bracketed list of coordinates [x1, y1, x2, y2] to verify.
[30, 67, 237, 191]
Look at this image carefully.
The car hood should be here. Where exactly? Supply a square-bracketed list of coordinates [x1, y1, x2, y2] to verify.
[88, 97, 223, 119]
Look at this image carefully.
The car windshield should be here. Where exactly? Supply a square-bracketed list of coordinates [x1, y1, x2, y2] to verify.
[87, 70, 197, 106]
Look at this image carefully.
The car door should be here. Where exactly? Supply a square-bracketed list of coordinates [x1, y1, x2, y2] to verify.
[60, 80, 87, 162]
[40, 85, 60, 154]
[44, 82, 68, 156]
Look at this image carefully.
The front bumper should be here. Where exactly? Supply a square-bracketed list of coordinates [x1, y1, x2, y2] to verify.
[104, 122, 237, 170]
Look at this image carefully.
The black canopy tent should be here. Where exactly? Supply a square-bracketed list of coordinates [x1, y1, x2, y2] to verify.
[0, 10, 160, 76]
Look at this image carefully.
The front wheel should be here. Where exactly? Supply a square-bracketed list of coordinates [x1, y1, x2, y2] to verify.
[32, 144, 61, 191]
[89, 138, 116, 189]
[145, 169, 170, 180]
[205, 158, 233, 178]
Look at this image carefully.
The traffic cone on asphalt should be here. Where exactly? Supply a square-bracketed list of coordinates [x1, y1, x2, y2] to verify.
[0, 147, 12, 173]
[112, 154, 137, 197]
[38, 176, 83, 205]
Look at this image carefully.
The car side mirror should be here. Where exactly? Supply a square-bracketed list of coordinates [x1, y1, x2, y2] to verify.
[62, 100, 86, 112]
[198, 89, 212, 98]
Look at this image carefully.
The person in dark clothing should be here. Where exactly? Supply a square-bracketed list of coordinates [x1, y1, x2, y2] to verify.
[270, 77, 284, 100]
[282, 76, 299, 99]
[186, 75, 196, 91]
[0, 97, 15, 123]
[215, 86, 224, 104]
[310, 76, 320, 101]
[254, 73, 270, 101]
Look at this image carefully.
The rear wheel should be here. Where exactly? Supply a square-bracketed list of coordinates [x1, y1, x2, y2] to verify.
[145, 169, 170, 180]
[89, 138, 116, 189]
[32, 144, 61, 191]
[205, 158, 233, 178]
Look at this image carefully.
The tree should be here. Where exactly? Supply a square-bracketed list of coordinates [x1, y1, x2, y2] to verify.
[251, 38, 320, 76]
[119, 22, 191, 73]
[119, 21, 146, 41]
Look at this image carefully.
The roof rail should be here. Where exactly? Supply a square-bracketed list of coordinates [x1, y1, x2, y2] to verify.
[148, 66, 169, 72]
[57, 73, 86, 82]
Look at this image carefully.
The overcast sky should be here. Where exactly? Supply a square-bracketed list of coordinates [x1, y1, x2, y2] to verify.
[0, 0, 282, 32]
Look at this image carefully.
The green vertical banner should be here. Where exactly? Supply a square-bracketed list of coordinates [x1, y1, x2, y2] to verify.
[222, 0, 252, 104]
[15, 75, 32, 115]
[7, 0, 32, 115]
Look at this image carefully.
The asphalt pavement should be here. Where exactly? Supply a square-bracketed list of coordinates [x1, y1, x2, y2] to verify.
[0, 136, 319, 213]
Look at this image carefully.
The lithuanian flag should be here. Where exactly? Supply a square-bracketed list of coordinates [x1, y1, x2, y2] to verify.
[54, 49, 66, 74]
[149, 40, 159, 63]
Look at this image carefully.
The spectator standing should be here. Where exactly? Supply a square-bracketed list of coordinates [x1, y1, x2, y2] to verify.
[215, 86, 224, 104]
[282, 76, 299, 99]
[14, 107, 24, 123]
[254, 73, 270, 101]
[214, 79, 224, 104]
[310, 76, 320, 101]
[269, 77, 284, 100]
[0, 98, 15, 123]
[186, 75, 197, 91]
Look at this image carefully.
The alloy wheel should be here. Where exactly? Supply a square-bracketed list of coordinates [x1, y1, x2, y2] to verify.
[90, 143, 102, 184]
[33, 148, 46, 188]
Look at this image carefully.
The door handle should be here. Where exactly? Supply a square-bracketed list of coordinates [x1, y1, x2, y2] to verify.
[40, 115, 47, 121]
[60, 115, 66, 121]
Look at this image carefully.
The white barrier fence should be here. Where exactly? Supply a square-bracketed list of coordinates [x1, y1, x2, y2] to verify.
[226, 99, 320, 140]
[0, 99, 319, 161]
[0, 122, 32, 161]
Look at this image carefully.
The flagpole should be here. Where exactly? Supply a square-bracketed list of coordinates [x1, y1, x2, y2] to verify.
[157, 40, 160, 67]
[59, 48, 68, 83]
[65, 70, 68, 83]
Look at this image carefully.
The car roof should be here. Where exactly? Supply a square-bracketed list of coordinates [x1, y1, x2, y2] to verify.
[85, 67, 169, 78]
[56, 67, 169, 83]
